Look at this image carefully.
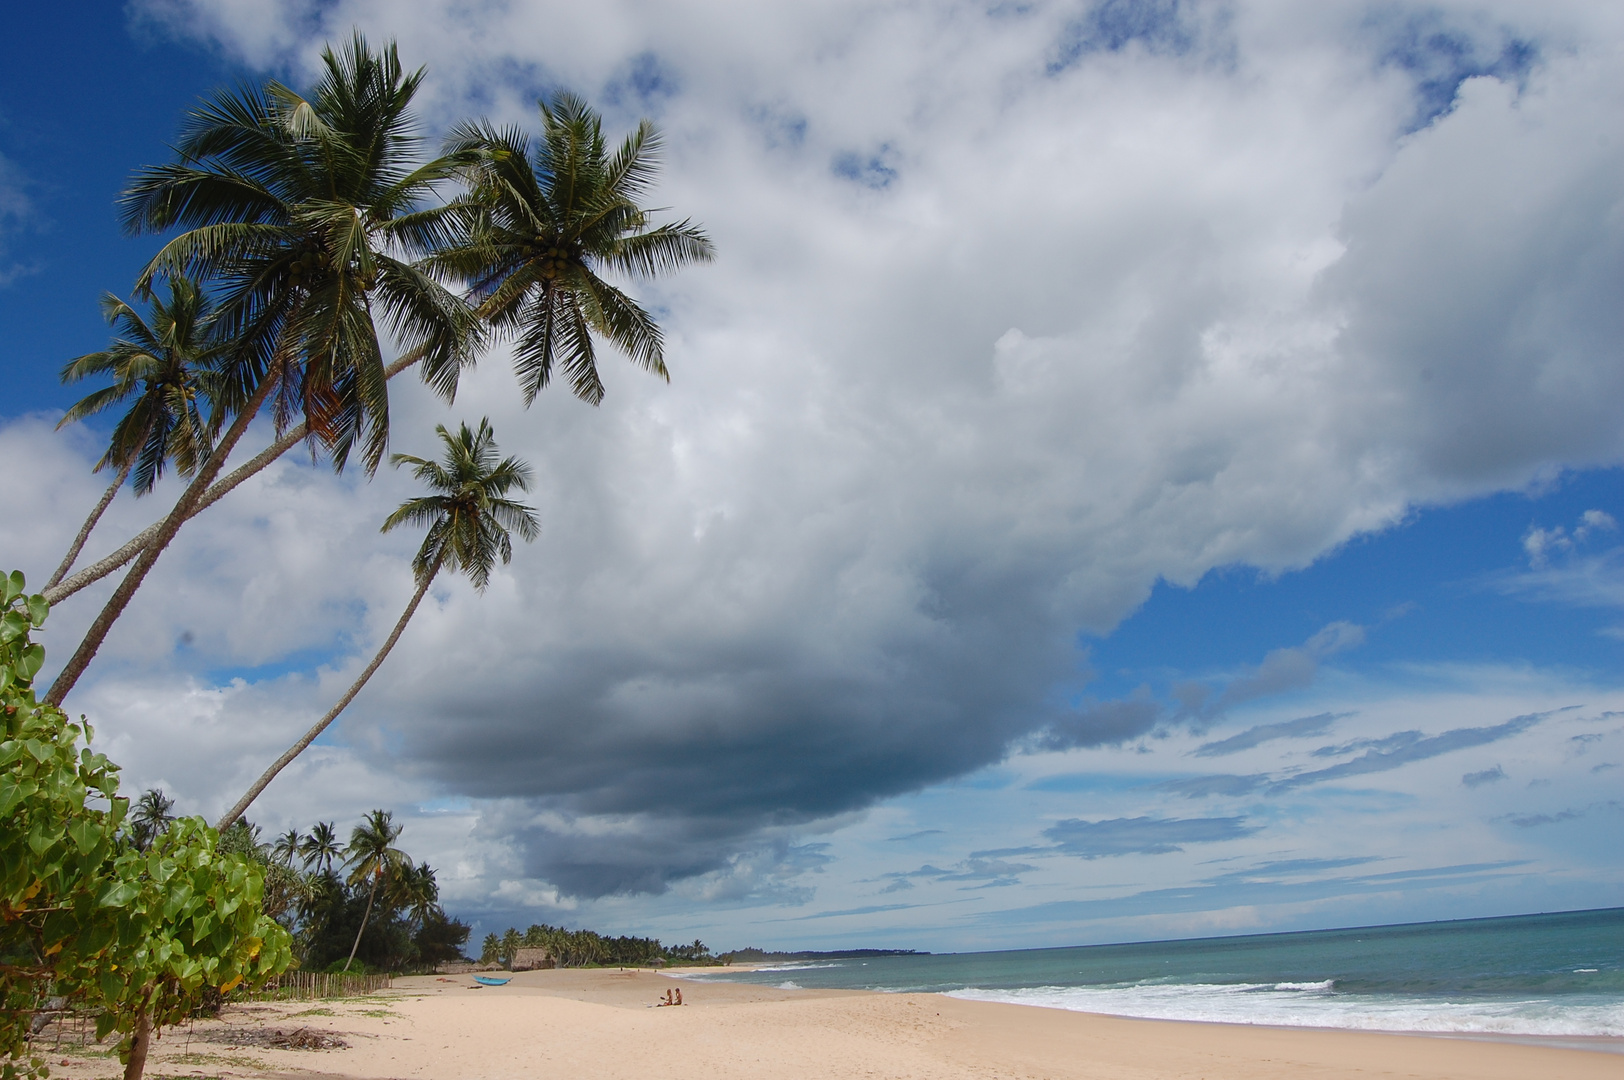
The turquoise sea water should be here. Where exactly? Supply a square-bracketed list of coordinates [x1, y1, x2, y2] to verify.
[683, 908, 1624, 1039]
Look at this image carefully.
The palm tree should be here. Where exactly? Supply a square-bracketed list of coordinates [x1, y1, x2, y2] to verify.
[300, 821, 342, 874]
[41, 87, 717, 614]
[44, 34, 481, 707]
[47, 278, 222, 591]
[342, 809, 410, 972]
[389, 861, 440, 930]
[128, 788, 176, 852]
[215, 419, 537, 830]
[438, 92, 714, 406]
[270, 827, 305, 867]
[498, 927, 522, 969]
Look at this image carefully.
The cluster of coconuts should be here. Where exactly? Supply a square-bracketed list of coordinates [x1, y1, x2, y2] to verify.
[287, 245, 327, 286]
[527, 237, 574, 278]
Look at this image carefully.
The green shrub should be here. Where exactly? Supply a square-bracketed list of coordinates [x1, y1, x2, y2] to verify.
[0, 573, 292, 1080]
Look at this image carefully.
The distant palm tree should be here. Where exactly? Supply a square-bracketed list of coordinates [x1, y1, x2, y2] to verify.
[300, 821, 342, 875]
[343, 809, 410, 972]
[128, 788, 176, 852]
[270, 827, 305, 867]
[44, 34, 481, 708]
[438, 92, 714, 406]
[215, 419, 538, 830]
[498, 927, 522, 969]
[47, 278, 222, 591]
[389, 861, 440, 929]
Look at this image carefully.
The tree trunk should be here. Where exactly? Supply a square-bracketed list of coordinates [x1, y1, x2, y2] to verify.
[122, 987, 153, 1080]
[214, 563, 439, 832]
[43, 373, 280, 707]
[41, 348, 429, 607]
[45, 455, 136, 592]
[344, 871, 382, 974]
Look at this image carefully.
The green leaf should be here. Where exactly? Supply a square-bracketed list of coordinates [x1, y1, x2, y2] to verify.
[5, 571, 22, 602]
[17, 645, 44, 681]
[67, 819, 100, 856]
[26, 595, 47, 627]
[0, 777, 34, 815]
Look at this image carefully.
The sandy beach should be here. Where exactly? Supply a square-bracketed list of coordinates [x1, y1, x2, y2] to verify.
[42, 968, 1621, 1080]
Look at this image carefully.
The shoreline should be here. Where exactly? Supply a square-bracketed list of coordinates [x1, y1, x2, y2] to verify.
[44, 967, 1622, 1080]
[671, 965, 1624, 1052]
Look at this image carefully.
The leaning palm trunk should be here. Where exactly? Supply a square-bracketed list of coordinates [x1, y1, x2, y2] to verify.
[44, 372, 280, 707]
[42, 349, 428, 607]
[215, 558, 441, 831]
[344, 871, 384, 974]
[44, 454, 137, 592]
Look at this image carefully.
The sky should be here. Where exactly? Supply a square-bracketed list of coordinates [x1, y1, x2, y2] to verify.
[0, 0, 1620, 953]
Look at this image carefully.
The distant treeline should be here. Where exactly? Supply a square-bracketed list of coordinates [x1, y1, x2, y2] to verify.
[719, 948, 928, 962]
[482, 924, 699, 967]
[477, 926, 925, 968]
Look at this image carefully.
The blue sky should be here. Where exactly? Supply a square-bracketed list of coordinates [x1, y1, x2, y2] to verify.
[1, 0, 1621, 952]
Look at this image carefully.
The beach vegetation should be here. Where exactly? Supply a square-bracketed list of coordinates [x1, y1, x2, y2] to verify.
[0, 576, 292, 1080]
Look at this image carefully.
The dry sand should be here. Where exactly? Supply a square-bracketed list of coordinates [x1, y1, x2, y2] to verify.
[46, 968, 1622, 1080]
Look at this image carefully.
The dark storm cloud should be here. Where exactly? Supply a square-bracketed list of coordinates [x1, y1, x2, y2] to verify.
[1193, 712, 1345, 757]
[1041, 815, 1257, 858]
[1032, 698, 1163, 752]
[82, 0, 1624, 914]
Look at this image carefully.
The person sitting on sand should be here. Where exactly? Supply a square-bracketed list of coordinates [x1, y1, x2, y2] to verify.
[657, 989, 674, 1006]
[675, 988, 683, 1005]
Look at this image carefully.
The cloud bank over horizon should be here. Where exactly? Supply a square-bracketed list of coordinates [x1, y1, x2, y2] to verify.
[3, 0, 1623, 943]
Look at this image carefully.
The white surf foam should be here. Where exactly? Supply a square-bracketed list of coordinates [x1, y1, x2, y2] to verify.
[944, 982, 1624, 1037]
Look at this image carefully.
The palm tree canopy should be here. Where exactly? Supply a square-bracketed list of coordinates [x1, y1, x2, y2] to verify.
[58, 276, 223, 494]
[344, 808, 410, 888]
[128, 788, 177, 851]
[301, 820, 343, 873]
[436, 92, 714, 406]
[120, 33, 481, 473]
[270, 827, 305, 866]
[382, 418, 539, 591]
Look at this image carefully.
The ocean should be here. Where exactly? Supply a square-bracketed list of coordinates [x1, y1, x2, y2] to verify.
[682, 907, 1624, 1042]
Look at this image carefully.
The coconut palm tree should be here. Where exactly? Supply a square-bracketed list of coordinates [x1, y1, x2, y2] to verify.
[389, 861, 440, 930]
[128, 788, 176, 852]
[42, 86, 717, 614]
[300, 821, 342, 874]
[44, 34, 481, 707]
[215, 418, 537, 830]
[342, 809, 410, 972]
[271, 827, 305, 867]
[47, 278, 222, 591]
[437, 91, 714, 406]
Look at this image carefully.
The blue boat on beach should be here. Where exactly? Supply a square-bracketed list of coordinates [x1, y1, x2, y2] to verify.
[473, 975, 511, 986]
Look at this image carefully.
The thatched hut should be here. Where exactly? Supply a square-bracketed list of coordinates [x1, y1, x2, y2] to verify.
[510, 947, 555, 971]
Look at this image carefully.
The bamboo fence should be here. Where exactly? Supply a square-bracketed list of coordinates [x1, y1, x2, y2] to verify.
[237, 970, 393, 1000]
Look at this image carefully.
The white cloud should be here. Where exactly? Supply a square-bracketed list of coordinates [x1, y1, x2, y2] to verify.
[26, 0, 1624, 924]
